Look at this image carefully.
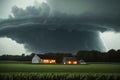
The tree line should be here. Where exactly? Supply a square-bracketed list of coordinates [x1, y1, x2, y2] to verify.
[0, 49, 120, 62]
[76, 49, 120, 62]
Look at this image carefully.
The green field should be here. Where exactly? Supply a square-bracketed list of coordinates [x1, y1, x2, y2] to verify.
[0, 63, 120, 80]
[0, 63, 120, 73]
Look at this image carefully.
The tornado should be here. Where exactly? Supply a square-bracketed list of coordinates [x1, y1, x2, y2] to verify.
[0, 19, 106, 53]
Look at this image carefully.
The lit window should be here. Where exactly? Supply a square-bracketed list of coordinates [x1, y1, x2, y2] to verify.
[68, 61, 72, 64]
[73, 61, 77, 64]
[43, 59, 49, 63]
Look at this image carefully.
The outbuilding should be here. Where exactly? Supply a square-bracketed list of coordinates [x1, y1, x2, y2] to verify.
[63, 57, 78, 64]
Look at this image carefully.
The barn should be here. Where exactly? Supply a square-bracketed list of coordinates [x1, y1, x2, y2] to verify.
[63, 57, 78, 64]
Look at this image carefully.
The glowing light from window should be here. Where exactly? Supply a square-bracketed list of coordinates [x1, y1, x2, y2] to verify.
[41, 59, 56, 64]
[73, 61, 77, 64]
[68, 61, 72, 64]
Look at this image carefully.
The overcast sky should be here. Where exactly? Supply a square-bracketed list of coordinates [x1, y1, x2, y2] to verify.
[0, 0, 120, 55]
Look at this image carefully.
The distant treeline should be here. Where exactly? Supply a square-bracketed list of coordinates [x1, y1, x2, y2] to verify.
[0, 49, 120, 62]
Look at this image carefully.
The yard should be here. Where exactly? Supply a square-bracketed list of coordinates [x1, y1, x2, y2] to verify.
[0, 63, 120, 73]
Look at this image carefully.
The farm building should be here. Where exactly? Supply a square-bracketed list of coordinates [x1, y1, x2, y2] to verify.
[32, 54, 56, 64]
[79, 59, 86, 64]
[63, 57, 78, 64]
[32, 54, 41, 63]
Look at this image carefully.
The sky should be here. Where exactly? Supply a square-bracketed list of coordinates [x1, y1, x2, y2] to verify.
[0, 37, 28, 55]
[0, 0, 120, 55]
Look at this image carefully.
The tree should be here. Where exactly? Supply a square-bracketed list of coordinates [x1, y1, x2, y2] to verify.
[21, 53, 25, 57]
[108, 49, 116, 54]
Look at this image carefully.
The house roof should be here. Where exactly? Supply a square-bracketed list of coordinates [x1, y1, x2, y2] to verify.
[36, 54, 56, 59]
[63, 57, 77, 61]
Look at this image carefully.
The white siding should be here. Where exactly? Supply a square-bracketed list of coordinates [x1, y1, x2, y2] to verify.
[32, 55, 40, 63]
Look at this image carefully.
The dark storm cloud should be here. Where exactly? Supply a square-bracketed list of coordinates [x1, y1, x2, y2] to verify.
[1, 0, 120, 32]
[0, 23, 106, 53]
[0, 0, 120, 53]
[11, 3, 50, 18]
[0, 16, 107, 53]
[48, 0, 120, 16]
[48, 0, 120, 31]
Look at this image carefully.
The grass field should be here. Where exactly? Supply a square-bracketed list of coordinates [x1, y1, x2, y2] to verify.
[0, 63, 120, 73]
[0, 63, 120, 80]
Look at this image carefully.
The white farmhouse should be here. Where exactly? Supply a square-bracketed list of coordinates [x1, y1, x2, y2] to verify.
[32, 54, 56, 64]
[32, 54, 41, 63]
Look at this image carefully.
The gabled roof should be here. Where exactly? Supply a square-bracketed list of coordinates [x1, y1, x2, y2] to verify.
[33, 54, 40, 59]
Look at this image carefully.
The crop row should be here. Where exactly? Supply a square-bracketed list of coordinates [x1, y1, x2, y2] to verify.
[0, 73, 120, 80]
